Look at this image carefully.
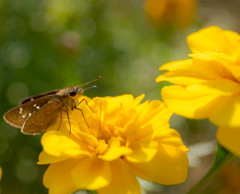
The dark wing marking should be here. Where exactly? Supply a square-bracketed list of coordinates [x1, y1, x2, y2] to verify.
[4, 95, 58, 129]
[21, 99, 62, 134]
[20, 89, 60, 105]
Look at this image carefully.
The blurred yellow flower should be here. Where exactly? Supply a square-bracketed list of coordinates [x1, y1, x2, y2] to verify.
[38, 95, 189, 194]
[156, 26, 240, 156]
[144, 0, 197, 29]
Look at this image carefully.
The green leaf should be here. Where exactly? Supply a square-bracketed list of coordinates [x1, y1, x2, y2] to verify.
[187, 142, 234, 194]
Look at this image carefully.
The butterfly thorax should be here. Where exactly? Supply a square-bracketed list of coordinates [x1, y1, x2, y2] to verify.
[57, 86, 83, 111]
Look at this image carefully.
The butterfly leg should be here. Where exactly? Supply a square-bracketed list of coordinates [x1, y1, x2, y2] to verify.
[75, 107, 90, 128]
[78, 99, 95, 113]
[57, 109, 63, 131]
[66, 107, 72, 135]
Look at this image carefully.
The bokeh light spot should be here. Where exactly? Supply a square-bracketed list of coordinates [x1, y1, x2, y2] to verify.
[16, 159, 39, 183]
[0, 122, 18, 140]
[6, 82, 29, 105]
[6, 42, 30, 69]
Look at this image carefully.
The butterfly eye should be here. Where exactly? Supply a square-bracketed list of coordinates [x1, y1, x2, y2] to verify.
[69, 91, 76, 97]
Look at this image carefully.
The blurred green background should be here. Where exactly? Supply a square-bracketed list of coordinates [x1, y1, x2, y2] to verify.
[1, 0, 240, 193]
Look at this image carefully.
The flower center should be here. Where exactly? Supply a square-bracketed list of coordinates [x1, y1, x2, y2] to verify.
[95, 139, 109, 155]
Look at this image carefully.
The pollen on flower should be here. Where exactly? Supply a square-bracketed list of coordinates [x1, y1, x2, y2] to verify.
[38, 95, 189, 194]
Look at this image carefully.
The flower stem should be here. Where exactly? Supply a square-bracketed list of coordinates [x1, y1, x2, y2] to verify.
[187, 143, 235, 194]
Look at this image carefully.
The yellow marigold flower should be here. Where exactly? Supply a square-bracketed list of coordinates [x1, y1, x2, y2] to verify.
[144, 0, 197, 29]
[217, 126, 240, 156]
[156, 26, 240, 126]
[156, 26, 240, 156]
[38, 95, 189, 194]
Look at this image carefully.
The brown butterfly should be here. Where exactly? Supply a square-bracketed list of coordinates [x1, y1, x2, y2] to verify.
[3, 76, 102, 135]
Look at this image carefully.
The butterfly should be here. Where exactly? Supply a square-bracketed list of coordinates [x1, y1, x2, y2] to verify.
[3, 76, 102, 134]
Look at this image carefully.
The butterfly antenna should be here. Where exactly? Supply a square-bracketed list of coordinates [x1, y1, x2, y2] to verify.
[79, 76, 102, 88]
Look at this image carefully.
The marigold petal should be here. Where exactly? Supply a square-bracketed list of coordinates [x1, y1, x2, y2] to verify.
[157, 72, 206, 85]
[98, 138, 132, 161]
[99, 147, 132, 161]
[162, 78, 240, 119]
[42, 131, 91, 158]
[38, 151, 70, 164]
[224, 30, 240, 49]
[228, 65, 240, 83]
[98, 159, 141, 194]
[125, 147, 157, 163]
[103, 95, 134, 113]
[138, 100, 171, 126]
[132, 94, 145, 107]
[191, 53, 235, 80]
[210, 95, 240, 127]
[187, 26, 238, 54]
[161, 85, 222, 119]
[154, 128, 190, 152]
[197, 79, 240, 95]
[217, 127, 240, 156]
[43, 160, 79, 194]
[156, 59, 206, 85]
[126, 144, 189, 185]
[159, 59, 193, 71]
[126, 101, 172, 143]
[72, 157, 111, 190]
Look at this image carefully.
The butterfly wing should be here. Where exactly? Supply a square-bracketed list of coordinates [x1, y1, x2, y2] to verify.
[21, 99, 63, 134]
[4, 95, 58, 129]
[20, 90, 60, 105]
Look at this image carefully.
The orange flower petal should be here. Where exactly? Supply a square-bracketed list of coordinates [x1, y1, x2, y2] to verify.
[161, 85, 222, 119]
[228, 65, 240, 83]
[162, 78, 240, 119]
[99, 146, 132, 161]
[38, 151, 70, 164]
[210, 95, 240, 127]
[43, 160, 79, 194]
[217, 126, 240, 156]
[132, 94, 145, 107]
[138, 100, 171, 126]
[190, 53, 235, 80]
[41, 131, 92, 158]
[187, 26, 239, 54]
[126, 144, 189, 185]
[125, 147, 157, 163]
[224, 30, 240, 50]
[154, 128, 190, 152]
[72, 157, 111, 190]
[156, 59, 206, 85]
[159, 59, 194, 71]
[102, 95, 135, 116]
[98, 159, 141, 194]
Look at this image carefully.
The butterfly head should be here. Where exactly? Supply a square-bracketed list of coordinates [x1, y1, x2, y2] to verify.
[68, 87, 83, 100]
